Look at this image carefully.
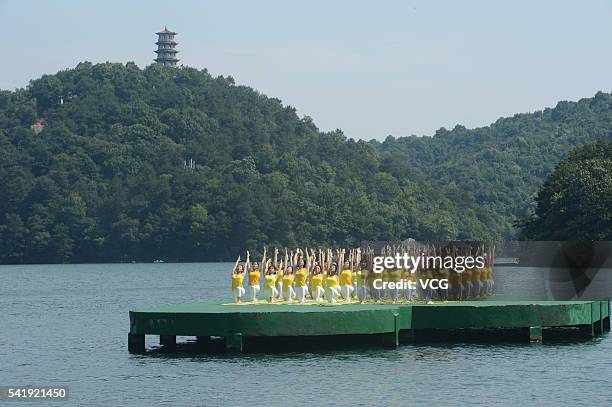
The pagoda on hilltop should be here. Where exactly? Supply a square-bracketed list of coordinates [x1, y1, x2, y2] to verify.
[154, 26, 179, 66]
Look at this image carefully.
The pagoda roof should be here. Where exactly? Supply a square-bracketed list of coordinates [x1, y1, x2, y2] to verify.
[155, 57, 180, 62]
[155, 40, 178, 45]
[155, 49, 179, 54]
[156, 26, 177, 35]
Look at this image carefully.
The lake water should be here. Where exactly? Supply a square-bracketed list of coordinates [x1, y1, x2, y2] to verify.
[1, 263, 610, 406]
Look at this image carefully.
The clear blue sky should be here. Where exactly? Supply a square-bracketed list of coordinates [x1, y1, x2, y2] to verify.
[2, 0, 612, 140]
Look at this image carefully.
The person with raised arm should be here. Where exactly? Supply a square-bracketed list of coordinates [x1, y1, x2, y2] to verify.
[402, 246, 415, 302]
[338, 248, 354, 301]
[231, 255, 246, 303]
[294, 248, 310, 303]
[486, 243, 495, 295]
[325, 264, 340, 303]
[459, 246, 472, 299]
[263, 253, 279, 303]
[471, 246, 482, 299]
[355, 248, 370, 303]
[451, 244, 465, 301]
[247, 249, 262, 302]
[282, 250, 296, 302]
[275, 248, 284, 300]
[325, 251, 340, 303]
[368, 246, 382, 302]
[310, 259, 325, 303]
[388, 266, 402, 304]
[437, 246, 450, 302]
[383, 245, 394, 301]
[324, 248, 333, 280]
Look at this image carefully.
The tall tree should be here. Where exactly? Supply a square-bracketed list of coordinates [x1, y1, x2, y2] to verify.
[520, 140, 612, 240]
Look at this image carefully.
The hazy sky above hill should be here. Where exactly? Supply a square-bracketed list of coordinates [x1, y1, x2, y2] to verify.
[2, 0, 612, 140]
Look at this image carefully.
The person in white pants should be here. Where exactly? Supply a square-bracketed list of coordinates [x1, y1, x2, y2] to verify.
[230, 256, 246, 303]
[404, 285, 413, 302]
[294, 256, 310, 303]
[263, 262, 279, 303]
[276, 278, 284, 300]
[283, 284, 295, 301]
[325, 263, 340, 303]
[311, 263, 326, 303]
[273, 248, 287, 300]
[338, 262, 354, 301]
[246, 250, 262, 302]
[235, 286, 246, 301]
[313, 285, 325, 302]
[282, 265, 295, 302]
[370, 271, 383, 302]
[355, 259, 369, 303]
[326, 285, 339, 303]
[248, 276, 260, 302]
[356, 285, 367, 303]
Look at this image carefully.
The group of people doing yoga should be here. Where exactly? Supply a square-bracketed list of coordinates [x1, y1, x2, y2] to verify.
[230, 243, 495, 304]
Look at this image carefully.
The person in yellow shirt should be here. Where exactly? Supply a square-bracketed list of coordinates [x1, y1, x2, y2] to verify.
[325, 263, 340, 303]
[388, 268, 402, 303]
[293, 255, 309, 304]
[282, 265, 295, 302]
[482, 246, 494, 296]
[448, 270, 459, 300]
[438, 267, 450, 302]
[246, 249, 262, 302]
[263, 261, 279, 303]
[355, 258, 369, 303]
[275, 263, 284, 300]
[367, 256, 381, 303]
[415, 269, 425, 301]
[294, 256, 310, 304]
[311, 263, 325, 303]
[425, 268, 435, 302]
[231, 256, 245, 303]
[402, 268, 415, 302]
[487, 266, 494, 295]
[471, 267, 481, 298]
[339, 262, 354, 301]
[460, 267, 472, 300]
[335, 248, 353, 301]
[275, 248, 285, 300]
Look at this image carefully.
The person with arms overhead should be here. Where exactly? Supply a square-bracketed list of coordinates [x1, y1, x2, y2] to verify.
[231, 255, 246, 303]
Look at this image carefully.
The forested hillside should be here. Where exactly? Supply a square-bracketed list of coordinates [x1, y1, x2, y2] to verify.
[0, 62, 482, 263]
[0, 62, 610, 263]
[377, 93, 612, 237]
[520, 140, 612, 240]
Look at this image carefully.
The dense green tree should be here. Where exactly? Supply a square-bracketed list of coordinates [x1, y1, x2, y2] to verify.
[520, 140, 612, 240]
[377, 91, 612, 238]
[0, 62, 610, 263]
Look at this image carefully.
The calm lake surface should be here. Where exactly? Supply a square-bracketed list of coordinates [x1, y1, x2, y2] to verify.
[1, 263, 610, 406]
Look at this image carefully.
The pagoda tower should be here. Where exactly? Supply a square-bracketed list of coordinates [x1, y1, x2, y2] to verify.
[154, 26, 179, 66]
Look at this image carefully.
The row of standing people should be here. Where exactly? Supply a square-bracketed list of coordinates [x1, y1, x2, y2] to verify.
[230, 246, 494, 304]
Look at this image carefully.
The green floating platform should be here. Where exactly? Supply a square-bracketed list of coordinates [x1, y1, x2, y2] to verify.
[128, 300, 611, 352]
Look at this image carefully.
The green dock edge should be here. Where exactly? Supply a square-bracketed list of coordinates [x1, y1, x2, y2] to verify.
[128, 300, 611, 352]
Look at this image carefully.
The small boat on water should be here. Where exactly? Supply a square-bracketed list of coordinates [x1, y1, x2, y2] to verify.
[494, 257, 520, 266]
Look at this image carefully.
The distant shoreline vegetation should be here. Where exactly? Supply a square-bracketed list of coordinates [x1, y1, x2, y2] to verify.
[0, 62, 611, 264]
